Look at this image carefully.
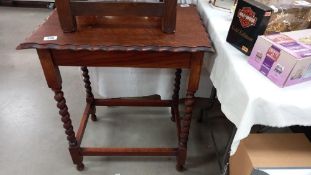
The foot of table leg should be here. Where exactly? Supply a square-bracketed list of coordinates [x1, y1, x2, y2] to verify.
[176, 147, 186, 171]
[69, 147, 84, 171]
[90, 104, 97, 121]
[91, 114, 97, 121]
[176, 163, 184, 171]
[177, 91, 195, 169]
[76, 163, 85, 171]
[171, 69, 182, 122]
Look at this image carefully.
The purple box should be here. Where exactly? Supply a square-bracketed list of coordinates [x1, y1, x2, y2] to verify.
[248, 29, 311, 87]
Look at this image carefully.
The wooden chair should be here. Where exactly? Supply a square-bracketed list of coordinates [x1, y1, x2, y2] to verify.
[55, 0, 177, 34]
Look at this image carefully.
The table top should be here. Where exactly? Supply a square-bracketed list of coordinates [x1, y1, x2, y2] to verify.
[17, 6, 213, 53]
[198, 1, 311, 155]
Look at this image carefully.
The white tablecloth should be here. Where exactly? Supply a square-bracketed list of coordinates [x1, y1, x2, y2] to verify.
[197, 0, 311, 155]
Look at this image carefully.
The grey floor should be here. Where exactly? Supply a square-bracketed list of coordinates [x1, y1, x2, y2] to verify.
[0, 7, 234, 175]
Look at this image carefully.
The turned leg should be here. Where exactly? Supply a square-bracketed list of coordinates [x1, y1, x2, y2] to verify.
[171, 69, 182, 122]
[37, 49, 84, 171]
[54, 88, 84, 171]
[81, 66, 97, 121]
[176, 91, 195, 171]
[176, 52, 203, 171]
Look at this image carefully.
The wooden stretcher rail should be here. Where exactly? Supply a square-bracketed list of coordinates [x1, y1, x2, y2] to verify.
[76, 103, 92, 145]
[94, 99, 172, 107]
[81, 147, 178, 156]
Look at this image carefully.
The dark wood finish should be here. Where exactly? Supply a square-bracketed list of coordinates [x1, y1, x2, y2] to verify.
[36, 49, 62, 89]
[17, 7, 213, 52]
[171, 69, 182, 142]
[71, 2, 164, 17]
[95, 99, 172, 107]
[188, 53, 204, 91]
[69, 147, 84, 171]
[173, 104, 181, 142]
[54, 90, 84, 170]
[76, 103, 91, 146]
[55, 0, 176, 33]
[177, 53, 203, 170]
[52, 50, 192, 68]
[177, 90, 195, 170]
[37, 49, 84, 170]
[81, 67, 94, 102]
[0, 0, 52, 8]
[0, 0, 12, 5]
[55, 0, 76, 32]
[81, 147, 178, 156]
[171, 69, 182, 122]
[172, 105, 181, 143]
[162, 0, 177, 33]
[54, 89, 77, 146]
[81, 66, 97, 121]
[18, 7, 212, 172]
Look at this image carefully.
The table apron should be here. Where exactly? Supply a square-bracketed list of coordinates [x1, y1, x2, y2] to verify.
[51, 50, 192, 68]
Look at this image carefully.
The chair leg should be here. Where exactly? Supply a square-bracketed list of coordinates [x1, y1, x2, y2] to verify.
[81, 66, 97, 121]
[162, 0, 177, 33]
[55, 0, 77, 33]
[171, 69, 182, 122]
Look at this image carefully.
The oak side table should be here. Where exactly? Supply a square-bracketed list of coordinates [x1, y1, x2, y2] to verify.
[17, 6, 213, 171]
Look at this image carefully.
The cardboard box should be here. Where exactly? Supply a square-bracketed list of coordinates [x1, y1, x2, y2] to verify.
[226, 0, 311, 55]
[230, 134, 311, 175]
[248, 29, 311, 87]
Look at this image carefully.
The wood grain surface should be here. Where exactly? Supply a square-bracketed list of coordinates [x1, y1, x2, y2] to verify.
[17, 6, 213, 53]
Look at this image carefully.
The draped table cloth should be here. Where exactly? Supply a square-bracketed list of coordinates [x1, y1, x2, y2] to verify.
[197, 0, 311, 155]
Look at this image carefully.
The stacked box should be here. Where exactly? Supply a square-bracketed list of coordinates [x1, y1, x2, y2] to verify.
[248, 29, 311, 87]
[227, 0, 311, 55]
[230, 134, 311, 175]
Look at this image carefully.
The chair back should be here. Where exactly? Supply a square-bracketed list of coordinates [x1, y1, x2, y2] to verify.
[55, 0, 177, 33]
